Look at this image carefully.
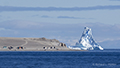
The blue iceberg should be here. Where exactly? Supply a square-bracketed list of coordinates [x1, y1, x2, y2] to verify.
[68, 27, 103, 50]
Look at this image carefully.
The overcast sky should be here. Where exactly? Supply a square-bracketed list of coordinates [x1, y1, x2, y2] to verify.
[0, 0, 120, 48]
[0, 0, 120, 24]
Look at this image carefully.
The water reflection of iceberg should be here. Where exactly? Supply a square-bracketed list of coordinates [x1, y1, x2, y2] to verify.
[68, 27, 103, 50]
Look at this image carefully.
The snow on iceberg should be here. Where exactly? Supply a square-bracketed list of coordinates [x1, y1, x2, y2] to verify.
[68, 27, 104, 50]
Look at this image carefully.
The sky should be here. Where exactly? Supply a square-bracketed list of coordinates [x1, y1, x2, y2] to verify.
[0, 0, 120, 49]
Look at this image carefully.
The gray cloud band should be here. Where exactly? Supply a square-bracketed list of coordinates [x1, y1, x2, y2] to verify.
[0, 5, 120, 11]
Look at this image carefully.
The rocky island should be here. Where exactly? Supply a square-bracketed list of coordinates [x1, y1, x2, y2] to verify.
[0, 37, 74, 51]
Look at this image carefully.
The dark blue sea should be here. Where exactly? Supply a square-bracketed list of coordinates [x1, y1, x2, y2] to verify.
[0, 49, 120, 68]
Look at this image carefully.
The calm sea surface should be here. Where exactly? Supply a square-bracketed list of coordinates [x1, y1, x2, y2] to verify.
[0, 49, 120, 68]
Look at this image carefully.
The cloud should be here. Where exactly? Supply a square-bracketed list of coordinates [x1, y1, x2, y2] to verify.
[32, 15, 50, 18]
[0, 28, 7, 31]
[57, 16, 94, 19]
[109, 0, 120, 1]
[0, 27, 17, 37]
[32, 14, 39, 17]
[41, 15, 49, 18]
[0, 20, 44, 29]
[32, 15, 91, 19]
[0, 5, 120, 12]
[57, 16, 80, 19]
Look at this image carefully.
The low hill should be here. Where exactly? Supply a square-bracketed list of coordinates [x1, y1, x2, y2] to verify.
[0, 37, 70, 51]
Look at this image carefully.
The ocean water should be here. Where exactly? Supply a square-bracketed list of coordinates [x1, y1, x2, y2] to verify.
[0, 49, 120, 68]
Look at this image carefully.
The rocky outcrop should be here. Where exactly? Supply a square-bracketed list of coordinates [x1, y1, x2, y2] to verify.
[25, 37, 60, 43]
[59, 43, 66, 47]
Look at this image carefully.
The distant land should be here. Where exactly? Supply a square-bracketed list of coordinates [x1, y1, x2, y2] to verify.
[99, 40, 120, 49]
[0, 37, 82, 51]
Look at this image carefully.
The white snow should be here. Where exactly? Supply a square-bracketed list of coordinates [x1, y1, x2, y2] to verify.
[68, 27, 104, 50]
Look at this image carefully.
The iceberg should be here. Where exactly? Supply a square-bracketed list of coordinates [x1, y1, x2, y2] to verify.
[68, 27, 103, 50]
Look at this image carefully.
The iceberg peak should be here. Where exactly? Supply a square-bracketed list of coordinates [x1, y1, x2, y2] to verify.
[68, 27, 104, 50]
